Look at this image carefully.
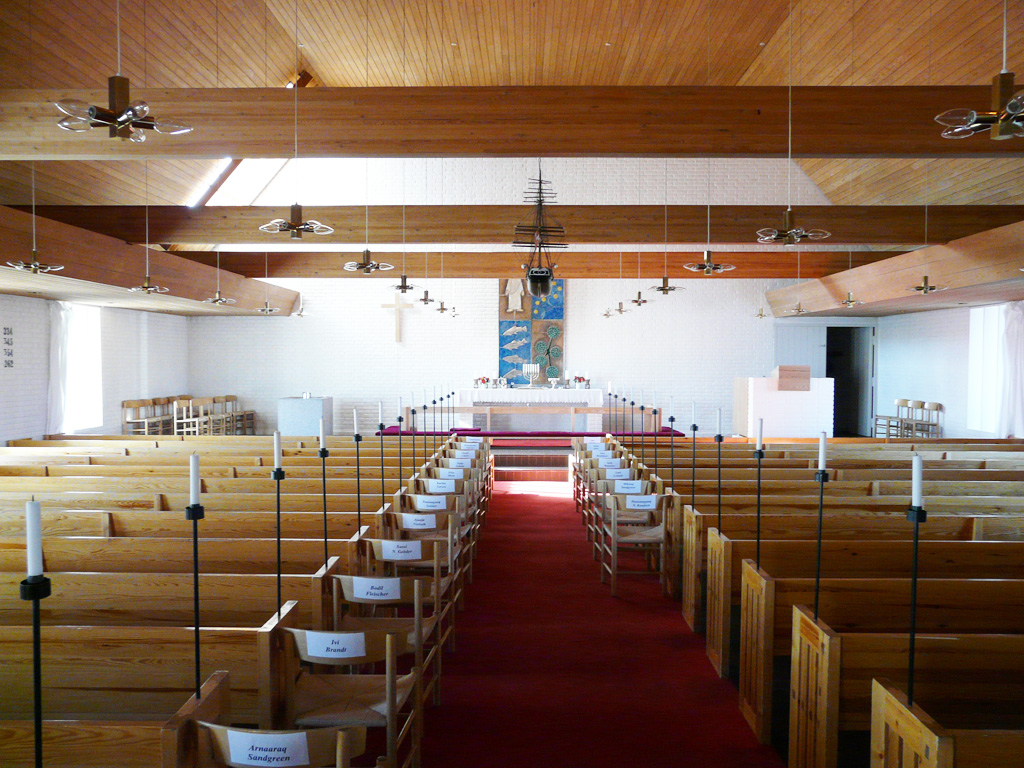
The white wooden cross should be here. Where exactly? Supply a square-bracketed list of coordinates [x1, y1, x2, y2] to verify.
[381, 292, 415, 342]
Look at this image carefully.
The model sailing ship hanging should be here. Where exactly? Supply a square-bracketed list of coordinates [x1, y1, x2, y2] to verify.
[512, 165, 567, 297]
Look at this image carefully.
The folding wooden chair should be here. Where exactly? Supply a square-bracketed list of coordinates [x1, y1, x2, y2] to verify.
[598, 492, 672, 597]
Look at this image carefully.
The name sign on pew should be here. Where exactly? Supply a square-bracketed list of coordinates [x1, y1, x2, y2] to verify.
[584, 437, 606, 445]
[452, 450, 477, 459]
[411, 495, 447, 511]
[382, 540, 423, 560]
[448, 459, 473, 469]
[228, 730, 309, 766]
[614, 479, 643, 494]
[402, 512, 439, 529]
[426, 478, 456, 493]
[626, 495, 659, 510]
[591, 450, 615, 459]
[455, 443, 478, 450]
[598, 458, 624, 469]
[305, 630, 367, 659]
[463, 436, 484, 443]
[605, 468, 631, 480]
[352, 576, 401, 600]
[436, 468, 466, 480]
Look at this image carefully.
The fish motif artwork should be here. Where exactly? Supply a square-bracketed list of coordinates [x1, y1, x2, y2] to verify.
[501, 337, 530, 351]
[501, 324, 529, 336]
[502, 354, 530, 365]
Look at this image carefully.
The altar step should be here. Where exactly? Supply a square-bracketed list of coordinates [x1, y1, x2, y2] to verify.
[491, 446, 571, 482]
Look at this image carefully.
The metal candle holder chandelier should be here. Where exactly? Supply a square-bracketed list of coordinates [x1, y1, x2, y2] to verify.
[256, 253, 280, 314]
[684, 251, 735, 276]
[204, 253, 236, 305]
[513, 161, 567, 297]
[54, 0, 192, 142]
[129, 162, 169, 294]
[6, 163, 64, 274]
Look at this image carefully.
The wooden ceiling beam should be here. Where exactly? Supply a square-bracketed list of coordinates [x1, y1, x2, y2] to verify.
[764, 219, 1024, 317]
[177, 250, 896, 279]
[19, 204, 1024, 246]
[0, 206, 300, 315]
[4, 85, 1024, 160]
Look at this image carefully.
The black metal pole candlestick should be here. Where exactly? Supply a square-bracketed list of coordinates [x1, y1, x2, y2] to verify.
[185, 501, 204, 699]
[906, 504, 927, 706]
[630, 400, 635, 437]
[273, 466, 285, 619]
[812, 469, 830, 620]
[652, 409, 659, 470]
[20, 573, 51, 768]
[421, 402, 428, 461]
[606, 392, 611, 435]
[354, 433, 363, 533]
[397, 415, 404, 481]
[432, 399, 438, 452]
[715, 431, 724, 530]
[690, 424, 698, 514]
[612, 395, 618, 436]
[640, 405, 646, 466]
[378, 423, 386, 512]
[319, 445, 329, 570]
[669, 416, 676, 490]
[753, 448, 765, 568]
[410, 409, 417, 472]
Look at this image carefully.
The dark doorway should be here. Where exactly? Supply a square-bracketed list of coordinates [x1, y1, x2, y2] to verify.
[826, 327, 874, 437]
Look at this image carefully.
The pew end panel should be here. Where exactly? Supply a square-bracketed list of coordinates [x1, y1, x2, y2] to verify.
[738, 559, 776, 745]
[160, 671, 233, 768]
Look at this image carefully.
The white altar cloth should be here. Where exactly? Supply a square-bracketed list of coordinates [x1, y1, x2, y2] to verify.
[456, 388, 605, 430]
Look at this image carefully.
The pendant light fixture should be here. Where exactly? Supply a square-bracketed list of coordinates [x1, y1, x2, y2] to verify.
[839, 252, 863, 308]
[129, 162, 169, 294]
[755, 0, 830, 245]
[7, 163, 64, 274]
[785, 252, 807, 314]
[55, 0, 192, 141]
[204, 252, 236, 305]
[437, 251, 449, 313]
[685, 157, 734, 274]
[755, 307, 769, 319]
[419, 252, 435, 305]
[910, 276, 944, 295]
[259, 0, 334, 238]
[256, 252, 280, 314]
[936, 1, 1024, 139]
[631, 252, 647, 307]
[612, 252, 629, 315]
[651, 159, 680, 294]
[391, 3, 415, 294]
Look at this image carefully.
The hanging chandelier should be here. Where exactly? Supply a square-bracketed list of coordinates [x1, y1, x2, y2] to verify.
[513, 161, 566, 297]
[651, 159, 680, 294]
[684, 251, 735, 276]
[651, 276, 678, 295]
[839, 291, 864, 308]
[203, 253, 236, 305]
[260, 203, 334, 238]
[630, 291, 648, 307]
[129, 162, 169, 294]
[911, 276, 944, 295]
[255, 253, 280, 314]
[757, 208, 831, 246]
[936, 2, 1024, 139]
[755, 307, 768, 319]
[344, 249, 394, 274]
[55, 2, 191, 141]
[786, 302, 808, 315]
[7, 163, 64, 274]
[392, 274, 416, 293]
[615, 302, 629, 315]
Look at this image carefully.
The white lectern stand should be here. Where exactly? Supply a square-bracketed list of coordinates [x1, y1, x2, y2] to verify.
[277, 396, 333, 436]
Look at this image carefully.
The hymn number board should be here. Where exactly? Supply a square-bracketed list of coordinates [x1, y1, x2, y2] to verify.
[2, 325, 12, 369]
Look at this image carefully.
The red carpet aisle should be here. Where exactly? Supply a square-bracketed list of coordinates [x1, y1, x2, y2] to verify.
[421, 481, 786, 767]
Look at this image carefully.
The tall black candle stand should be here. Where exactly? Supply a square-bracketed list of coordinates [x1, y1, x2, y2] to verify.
[639, 405, 646, 465]
[318, 443, 330, 570]
[396, 415, 404, 480]
[410, 409, 417, 472]
[612, 394, 619, 436]
[715, 431, 724, 530]
[753, 447, 764, 568]
[668, 416, 676, 490]
[812, 468, 829, 620]
[606, 392, 612, 435]
[652, 409, 659, 471]
[690, 423, 698, 514]
[185, 499, 204, 699]
[906, 503, 927, 706]
[353, 433, 363, 534]
[20, 573, 51, 768]
[273, 464, 285, 619]
[431, 399, 437, 453]
[620, 395, 626, 438]
[421, 401, 428, 461]
[378, 422, 386, 512]
[630, 399, 635, 437]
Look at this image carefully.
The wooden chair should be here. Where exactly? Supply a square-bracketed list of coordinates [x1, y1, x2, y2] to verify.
[273, 624, 422, 768]
[199, 721, 367, 768]
[873, 398, 910, 438]
[148, 396, 174, 434]
[175, 397, 214, 436]
[910, 401, 943, 438]
[121, 399, 152, 435]
[598, 492, 669, 597]
[224, 394, 256, 436]
[210, 396, 233, 436]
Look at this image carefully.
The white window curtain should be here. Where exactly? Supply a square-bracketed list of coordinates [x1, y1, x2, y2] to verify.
[999, 301, 1024, 438]
[46, 301, 72, 435]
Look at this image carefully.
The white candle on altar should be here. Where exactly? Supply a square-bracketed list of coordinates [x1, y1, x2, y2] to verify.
[423, 389, 427, 405]
[319, 417, 326, 447]
[398, 397, 403, 420]
[818, 432, 827, 471]
[630, 387, 634, 403]
[378, 401, 383, 425]
[691, 401, 696, 426]
[756, 418, 763, 451]
[608, 381, 612, 393]
[640, 389, 644, 406]
[911, 454, 923, 507]
[353, 409, 359, 435]
[25, 499, 42, 578]
[669, 396, 675, 421]
[585, 371, 589, 380]
[189, 453, 200, 506]
[273, 431, 282, 470]
[716, 408, 722, 435]
[652, 391, 657, 410]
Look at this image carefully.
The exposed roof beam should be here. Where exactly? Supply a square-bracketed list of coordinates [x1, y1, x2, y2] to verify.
[20, 204, 1024, 246]
[178, 250, 896, 279]
[0, 206, 300, 315]
[765, 220, 1024, 317]
[4, 86, 1023, 160]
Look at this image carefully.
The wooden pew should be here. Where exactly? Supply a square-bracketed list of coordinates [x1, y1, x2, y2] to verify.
[0, 475, 405, 495]
[0, 491, 394, 513]
[870, 678, 1024, 768]
[739, 569, 1024, 749]
[0, 602, 300, 724]
[789, 605, 1024, 768]
[2, 670, 233, 768]
[705, 534, 1024, 678]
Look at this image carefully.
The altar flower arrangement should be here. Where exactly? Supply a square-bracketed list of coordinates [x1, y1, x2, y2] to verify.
[573, 376, 586, 383]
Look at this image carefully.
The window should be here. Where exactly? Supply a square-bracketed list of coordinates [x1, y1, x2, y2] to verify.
[967, 305, 1004, 433]
[63, 305, 103, 433]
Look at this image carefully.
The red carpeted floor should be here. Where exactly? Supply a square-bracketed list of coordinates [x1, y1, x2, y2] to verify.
[420, 481, 786, 767]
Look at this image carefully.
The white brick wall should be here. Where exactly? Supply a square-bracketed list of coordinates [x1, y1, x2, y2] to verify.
[876, 307, 984, 438]
[0, 295, 50, 443]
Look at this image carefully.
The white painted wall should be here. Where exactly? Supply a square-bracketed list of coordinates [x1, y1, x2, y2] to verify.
[0, 294, 50, 443]
[876, 307, 986, 438]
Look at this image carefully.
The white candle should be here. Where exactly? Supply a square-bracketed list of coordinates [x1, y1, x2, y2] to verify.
[585, 371, 589, 380]
[716, 408, 722, 435]
[652, 391, 657, 410]
[319, 417, 326, 447]
[756, 418, 763, 451]
[189, 453, 200, 506]
[691, 401, 696, 426]
[398, 396, 403, 419]
[607, 381, 612, 393]
[630, 387, 634, 403]
[640, 389, 644, 406]
[273, 430, 282, 470]
[25, 499, 42, 578]
[669, 396, 674, 420]
[423, 389, 427, 405]
[911, 454, 923, 507]
[353, 408, 359, 435]
[818, 432, 827, 471]
[378, 401, 383, 425]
